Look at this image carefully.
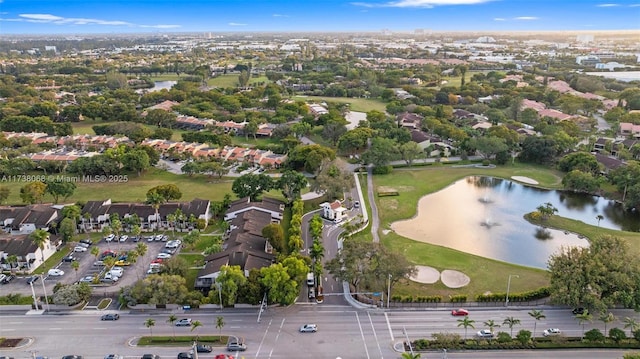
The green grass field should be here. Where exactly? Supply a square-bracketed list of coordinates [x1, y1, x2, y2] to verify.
[292, 95, 387, 113]
[206, 74, 270, 88]
[366, 163, 570, 299]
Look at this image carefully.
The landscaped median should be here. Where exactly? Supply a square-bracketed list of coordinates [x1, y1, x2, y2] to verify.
[136, 335, 227, 346]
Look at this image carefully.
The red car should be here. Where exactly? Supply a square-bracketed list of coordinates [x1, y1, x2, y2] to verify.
[214, 355, 234, 359]
[451, 309, 469, 316]
[151, 258, 164, 264]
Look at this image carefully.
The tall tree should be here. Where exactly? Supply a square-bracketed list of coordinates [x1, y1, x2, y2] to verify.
[457, 317, 475, 340]
[144, 318, 156, 336]
[575, 310, 593, 338]
[20, 181, 47, 204]
[277, 170, 308, 204]
[167, 314, 177, 339]
[528, 310, 546, 340]
[231, 173, 273, 201]
[30, 229, 49, 265]
[503, 317, 521, 337]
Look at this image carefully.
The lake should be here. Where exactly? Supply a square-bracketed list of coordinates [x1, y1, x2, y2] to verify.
[390, 176, 639, 269]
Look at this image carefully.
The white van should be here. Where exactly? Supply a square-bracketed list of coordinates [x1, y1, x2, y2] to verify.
[306, 272, 315, 287]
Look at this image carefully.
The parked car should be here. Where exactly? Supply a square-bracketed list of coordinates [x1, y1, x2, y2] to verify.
[177, 353, 192, 359]
[78, 276, 95, 283]
[175, 318, 192, 326]
[93, 260, 105, 267]
[476, 329, 495, 339]
[156, 253, 172, 259]
[299, 324, 318, 333]
[101, 313, 120, 321]
[47, 268, 65, 276]
[155, 234, 164, 241]
[77, 242, 90, 248]
[543, 328, 561, 336]
[104, 234, 115, 242]
[74, 246, 87, 252]
[572, 307, 586, 315]
[131, 236, 139, 242]
[146, 235, 155, 242]
[104, 355, 123, 359]
[62, 255, 76, 262]
[451, 309, 469, 316]
[0, 274, 6, 283]
[1, 274, 15, 284]
[119, 235, 128, 242]
[140, 355, 159, 359]
[192, 344, 212, 353]
[226, 340, 247, 352]
[61, 356, 83, 359]
[354, 201, 360, 208]
[151, 258, 164, 264]
[80, 239, 93, 246]
[26, 276, 39, 285]
[109, 267, 124, 277]
[114, 260, 131, 266]
[103, 273, 120, 282]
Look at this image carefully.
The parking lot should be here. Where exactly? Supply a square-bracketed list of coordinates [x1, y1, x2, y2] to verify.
[0, 233, 181, 298]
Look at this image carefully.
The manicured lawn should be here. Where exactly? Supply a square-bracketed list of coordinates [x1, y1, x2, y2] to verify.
[375, 163, 564, 227]
[366, 163, 568, 298]
[0, 169, 234, 205]
[149, 74, 183, 82]
[528, 214, 640, 254]
[291, 95, 387, 113]
[207, 74, 270, 88]
[71, 119, 101, 135]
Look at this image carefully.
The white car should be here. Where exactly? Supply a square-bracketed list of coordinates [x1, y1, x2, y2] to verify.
[103, 272, 120, 282]
[299, 324, 318, 333]
[74, 246, 87, 252]
[119, 235, 128, 242]
[543, 328, 561, 336]
[48, 268, 65, 276]
[157, 252, 172, 259]
[105, 234, 115, 242]
[476, 329, 494, 338]
[109, 267, 124, 277]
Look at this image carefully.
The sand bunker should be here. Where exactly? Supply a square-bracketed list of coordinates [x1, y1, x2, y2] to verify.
[511, 176, 539, 185]
[410, 265, 440, 284]
[440, 270, 471, 288]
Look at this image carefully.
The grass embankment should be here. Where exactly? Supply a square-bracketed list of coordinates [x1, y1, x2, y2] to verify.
[369, 163, 566, 299]
[137, 335, 227, 346]
[527, 215, 640, 254]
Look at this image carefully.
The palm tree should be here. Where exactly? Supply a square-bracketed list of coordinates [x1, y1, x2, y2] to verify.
[90, 246, 100, 261]
[599, 312, 616, 335]
[503, 317, 521, 337]
[146, 191, 165, 230]
[457, 317, 475, 340]
[309, 240, 325, 263]
[71, 260, 80, 280]
[216, 316, 225, 336]
[624, 317, 640, 337]
[136, 242, 148, 258]
[575, 310, 593, 338]
[167, 213, 176, 237]
[483, 319, 500, 336]
[29, 229, 49, 268]
[528, 310, 546, 340]
[400, 353, 421, 359]
[167, 314, 177, 340]
[6, 254, 18, 273]
[144, 318, 156, 336]
[190, 320, 202, 339]
[596, 215, 604, 227]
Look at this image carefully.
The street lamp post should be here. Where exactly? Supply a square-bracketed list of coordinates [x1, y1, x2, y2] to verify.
[40, 274, 50, 311]
[402, 326, 414, 356]
[216, 282, 223, 311]
[506, 274, 519, 307]
[28, 280, 39, 311]
[387, 274, 392, 308]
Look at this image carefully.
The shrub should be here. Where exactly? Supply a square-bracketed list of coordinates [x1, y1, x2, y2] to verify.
[450, 294, 467, 303]
[497, 332, 512, 343]
[634, 329, 640, 342]
[584, 328, 605, 343]
[516, 329, 532, 345]
[372, 165, 393, 174]
[609, 328, 627, 344]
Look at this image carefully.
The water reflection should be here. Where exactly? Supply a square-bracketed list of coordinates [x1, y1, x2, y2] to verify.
[391, 176, 640, 269]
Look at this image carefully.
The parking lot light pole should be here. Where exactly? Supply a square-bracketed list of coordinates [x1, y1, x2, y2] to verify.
[216, 282, 223, 311]
[40, 274, 50, 311]
[387, 274, 392, 308]
[29, 280, 39, 310]
[506, 274, 519, 307]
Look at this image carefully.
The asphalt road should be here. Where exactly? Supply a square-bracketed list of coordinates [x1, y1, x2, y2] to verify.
[1, 306, 637, 359]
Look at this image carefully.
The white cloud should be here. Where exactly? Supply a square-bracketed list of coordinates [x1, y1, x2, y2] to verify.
[596, 3, 620, 6]
[493, 17, 505, 21]
[272, 14, 289, 17]
[351, 0, 493, 8]
[6, 13, 179, 29]
[514, 16, 539, 20]
[629, 3, 640, 6]
[139, 24, 181, 29]
[228, 22, 247, 26]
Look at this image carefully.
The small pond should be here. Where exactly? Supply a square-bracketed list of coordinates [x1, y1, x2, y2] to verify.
[390, 176, 640, 269]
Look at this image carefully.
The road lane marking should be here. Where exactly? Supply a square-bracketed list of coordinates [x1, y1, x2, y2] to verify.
[255, 317, 274, 359]
[367, 311, 384, 359]
[355, 312, 371, 359]
[385, 312, 394, 341]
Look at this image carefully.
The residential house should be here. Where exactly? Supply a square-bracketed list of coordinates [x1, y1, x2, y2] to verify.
[594, 153, 626, 173]
[0, 205, 59, 235]
[80, 198, 210, 232]
[320, 200, 347, 222]
[195, 197, 284, 293]
[620, 122, 640, 138]
[0, 233, 60, 273]
[396, 112, 423, 129]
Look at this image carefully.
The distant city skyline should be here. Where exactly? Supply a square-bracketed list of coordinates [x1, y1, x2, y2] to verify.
[0, 0, 639, 35]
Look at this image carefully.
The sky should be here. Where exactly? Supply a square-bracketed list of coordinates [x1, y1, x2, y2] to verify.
[0, 0, 639, 34]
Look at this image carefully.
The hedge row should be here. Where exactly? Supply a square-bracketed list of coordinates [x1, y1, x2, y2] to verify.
[391, 295, 443, 303]
[476, 287, 550, 302]
[450, 295, 468, 303]
[378, 191, 399, 197]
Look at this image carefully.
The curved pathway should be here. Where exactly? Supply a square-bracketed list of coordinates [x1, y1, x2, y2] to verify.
[366, 165, 381, 243]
